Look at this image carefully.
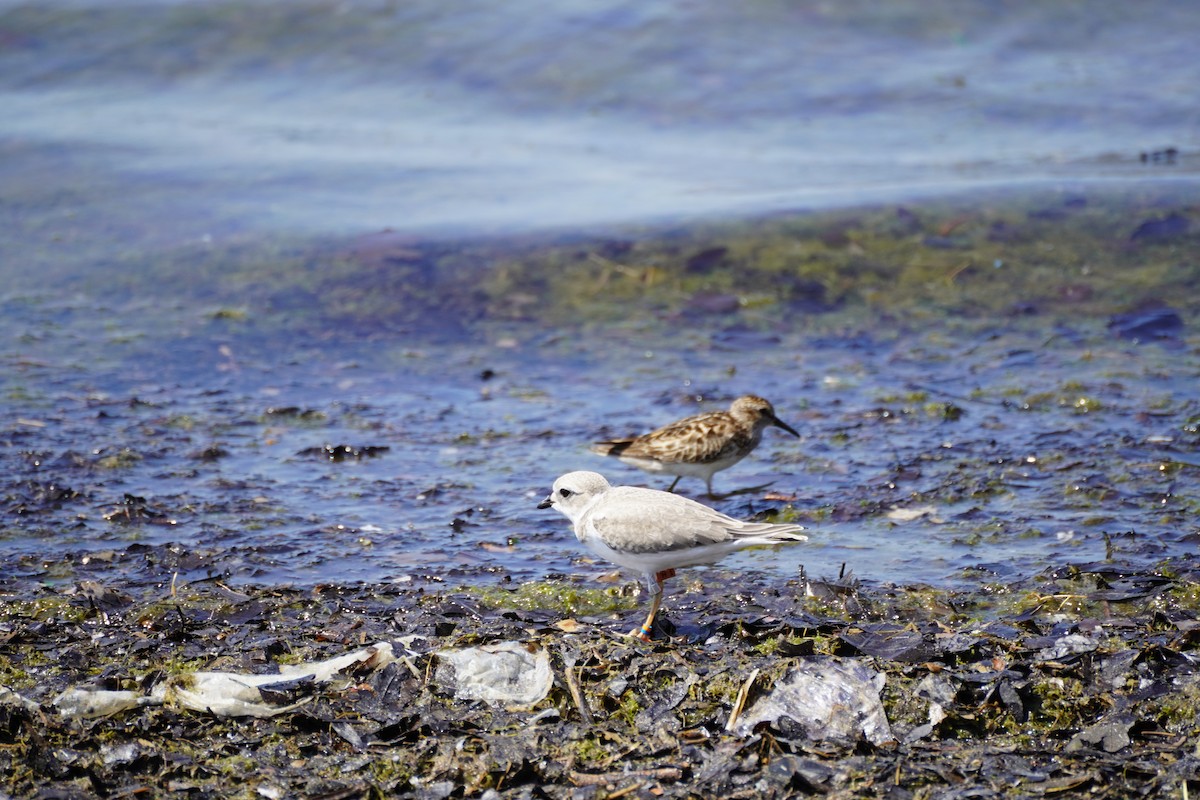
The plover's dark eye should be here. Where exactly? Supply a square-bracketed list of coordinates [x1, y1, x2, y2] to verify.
[559, 488, 573, 498]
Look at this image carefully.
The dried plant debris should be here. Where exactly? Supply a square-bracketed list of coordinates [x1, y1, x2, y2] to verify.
[54, 641, 397, 719]
[2, 559, 1200, 798]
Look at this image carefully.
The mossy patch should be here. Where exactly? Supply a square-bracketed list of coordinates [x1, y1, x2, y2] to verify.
[468, 580, 637, 617]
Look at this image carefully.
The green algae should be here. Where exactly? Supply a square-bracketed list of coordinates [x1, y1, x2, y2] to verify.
[10, 185, 1196, 347]
[1159, 581, 1200, 614]
[1156, 677, 1200, 731]
[456, 187, 1200, 333]
[210, 307, 250, 321]
[467, 580, 638, 617]
[95, 448, 142, 470]
[6, 595, 92, 624]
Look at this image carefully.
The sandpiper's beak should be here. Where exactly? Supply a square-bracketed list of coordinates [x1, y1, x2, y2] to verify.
[536, 494, 553, 509]
[771, 414, 801, 438]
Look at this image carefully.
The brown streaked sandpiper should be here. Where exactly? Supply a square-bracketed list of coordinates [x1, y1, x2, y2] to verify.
[591, 394, 800, 497]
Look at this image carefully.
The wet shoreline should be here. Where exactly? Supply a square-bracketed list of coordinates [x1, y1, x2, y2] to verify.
[3, 183, 1198, 592]
[2, 553, 1199, 797]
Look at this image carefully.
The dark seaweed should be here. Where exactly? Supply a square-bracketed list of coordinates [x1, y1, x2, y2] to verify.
[2, 555, 1200, 798]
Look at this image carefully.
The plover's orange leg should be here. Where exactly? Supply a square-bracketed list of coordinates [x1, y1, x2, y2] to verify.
[630, 569, 677, 641]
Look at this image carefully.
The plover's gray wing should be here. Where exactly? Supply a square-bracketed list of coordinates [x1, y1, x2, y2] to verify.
[583, 486, 803, 555]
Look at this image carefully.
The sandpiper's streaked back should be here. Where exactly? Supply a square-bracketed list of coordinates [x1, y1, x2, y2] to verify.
[537, 470, 807, 640]
[591, 394, 800, 497]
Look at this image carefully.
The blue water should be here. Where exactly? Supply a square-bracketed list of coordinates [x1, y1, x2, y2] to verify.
[1, 0, 1197, 273]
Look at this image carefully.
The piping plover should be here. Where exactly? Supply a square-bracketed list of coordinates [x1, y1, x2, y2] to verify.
[591, 394, 800, 497]
[538, 470, 807, 641]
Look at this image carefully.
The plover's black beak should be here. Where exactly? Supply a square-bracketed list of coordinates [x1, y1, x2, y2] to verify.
[536, 495, 553, 509]
[772, 414, 801, 438]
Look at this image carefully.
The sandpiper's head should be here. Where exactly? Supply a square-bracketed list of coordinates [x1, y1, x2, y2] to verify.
[537, 470, 611, 522]
[730, 395, 800, 438]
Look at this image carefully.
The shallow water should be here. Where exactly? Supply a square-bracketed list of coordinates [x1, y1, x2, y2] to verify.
[1, 1, 1197, 596]
[2, 272, 1196, 595]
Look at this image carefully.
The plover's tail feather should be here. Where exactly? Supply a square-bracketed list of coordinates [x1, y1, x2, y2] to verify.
[731, 521, 807, 543]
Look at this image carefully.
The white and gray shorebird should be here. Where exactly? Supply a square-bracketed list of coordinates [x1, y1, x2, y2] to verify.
[590, 394, 800, 497]
[538, 470, 807, 641]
